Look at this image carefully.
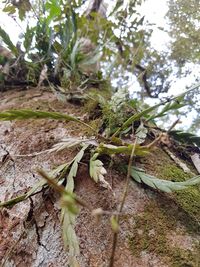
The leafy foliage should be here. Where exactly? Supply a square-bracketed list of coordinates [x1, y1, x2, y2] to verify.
[0, 26, 18, 56]
[131, 167, 200, 193]
[1, 1, 200, 264]
[147, 96, 186, 121]
[1, 92, 200, 265]
[169, 130, 200, 147]
[61, 145, 88, 266]
[0, 109, 94, 132]
[89, 153, 111, 189]
[167, 0, 200, 68]
[0, 0, 152, 93]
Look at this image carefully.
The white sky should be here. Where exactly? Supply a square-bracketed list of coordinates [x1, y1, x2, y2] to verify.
[139, 0, 170, 51]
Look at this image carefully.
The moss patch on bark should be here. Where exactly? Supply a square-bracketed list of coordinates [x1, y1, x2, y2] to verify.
[128, 202, 199, 267]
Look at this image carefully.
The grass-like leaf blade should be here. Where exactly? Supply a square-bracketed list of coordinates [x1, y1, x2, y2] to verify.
[0, 109, 95, 132]
[0, 26, 18, 56]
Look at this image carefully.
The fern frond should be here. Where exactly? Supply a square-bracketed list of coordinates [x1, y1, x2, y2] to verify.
[0, 109, 77, 121]
[131, 167, 200, 193]
[89, 153, 111, 189]
[61, 144, 89, 266]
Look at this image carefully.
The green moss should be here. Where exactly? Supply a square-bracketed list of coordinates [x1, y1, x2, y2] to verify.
[158, 163, 193, 182]
[140, 147, 200, 227]
[158, 163, 200, 224]
[128, 203, 199, 267]
[84, 86, 111, 115]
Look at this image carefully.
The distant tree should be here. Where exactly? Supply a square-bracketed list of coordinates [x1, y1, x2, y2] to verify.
[167, 0, 200, 70]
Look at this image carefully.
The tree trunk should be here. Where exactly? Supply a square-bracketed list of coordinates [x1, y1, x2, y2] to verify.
[0, 87, 199, 267]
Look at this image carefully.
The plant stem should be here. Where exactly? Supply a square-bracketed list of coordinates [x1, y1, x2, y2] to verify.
[108, 138, 137, 267]
[37, 169, 93, 210]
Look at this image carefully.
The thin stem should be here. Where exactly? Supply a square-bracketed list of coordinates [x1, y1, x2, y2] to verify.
[108, 138, 137, 267]
[37, 169, 93, 211]
[167, 118, 180, 133]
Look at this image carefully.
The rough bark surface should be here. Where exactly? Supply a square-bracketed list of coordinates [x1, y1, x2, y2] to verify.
[0, 88, 199, 267]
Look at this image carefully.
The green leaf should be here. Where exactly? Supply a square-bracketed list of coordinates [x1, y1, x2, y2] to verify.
[130, 167, 200, 193]
[24, 26, 35, 53]
[66, 144, 88, 192]
[147, 96, 186, 121]
[71, 9, 77, 34]
[112, 102, 163, 137]
[45, 0, 62, 23]
[89, 153, 110, 189]
[112, 82, 200, 137]
[169, 130, 200, 147]
[0, 109, 94, 132]
[0, 26, 18, 56]
[97, 143, 150, 156]
[0, 109, 75, 120]
[3, 5, 16, 14]
[70, 39, 80, 69]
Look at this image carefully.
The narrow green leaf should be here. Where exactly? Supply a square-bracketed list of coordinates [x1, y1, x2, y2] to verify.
[23, 25, 35, 53]
[112, 102, 163, 137]
[169, 130, 200, 147]
[0, 26, 18, 56]
[0, 109, 95, 132]
[112, 82, 200, 137]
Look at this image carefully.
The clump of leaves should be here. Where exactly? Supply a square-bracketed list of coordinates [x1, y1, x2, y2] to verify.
[0, 1, 103, 90]
[101, 88, 135, 137]
[169, 130, 200, 147]
[1, 83, 200, 266]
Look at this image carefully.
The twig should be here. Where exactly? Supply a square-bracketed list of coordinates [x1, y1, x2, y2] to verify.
[163, 146, 192, 174]
[108, 138, 137, 267]
[37, 169, 93, 211]
[143, 133, 163, 149]
[167, 118, 180, 133]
